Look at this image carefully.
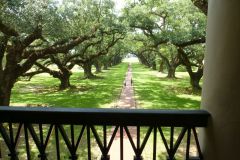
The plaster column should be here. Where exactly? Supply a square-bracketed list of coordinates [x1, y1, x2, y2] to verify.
[201, 0, 240, 159]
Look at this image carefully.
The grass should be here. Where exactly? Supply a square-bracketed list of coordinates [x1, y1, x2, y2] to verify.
[3, 61, 202, 159]
[11, 63, 128, 108]
[11, 61, 201, 109]
[130, 63, 202, 159]
[2, 64, 128, 159]
[132, 63, 201, 110]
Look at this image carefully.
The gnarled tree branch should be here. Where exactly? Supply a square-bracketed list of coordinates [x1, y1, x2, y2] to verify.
[191, 0, 208, 15]
[174, 37, 206, 47]
[0, 19, 19, 37]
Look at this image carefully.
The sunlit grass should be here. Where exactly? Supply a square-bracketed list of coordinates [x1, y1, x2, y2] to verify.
[131, 63, 201, 159]
[132, 63, 201, 109]
[11, 63, 128, 108]
[6, 62, 202, 159]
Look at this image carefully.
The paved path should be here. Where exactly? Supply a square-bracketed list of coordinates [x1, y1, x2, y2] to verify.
[116, 64, 136, 108]
[109, 63, 137, 160]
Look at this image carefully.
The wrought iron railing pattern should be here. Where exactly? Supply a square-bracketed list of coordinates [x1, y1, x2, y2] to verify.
[0, 107, 210, 160]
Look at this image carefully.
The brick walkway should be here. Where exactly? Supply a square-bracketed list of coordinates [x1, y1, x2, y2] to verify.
[116, 64, 136, 108]
[109, 63, 137, 160]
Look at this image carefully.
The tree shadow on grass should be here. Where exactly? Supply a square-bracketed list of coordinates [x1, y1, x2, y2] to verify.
[135, 87, 200, 109]
[11, 63, 129, 108]
[132, 63, 201, 110]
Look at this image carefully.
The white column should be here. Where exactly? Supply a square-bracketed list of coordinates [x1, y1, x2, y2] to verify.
[201, 0, 240, 159]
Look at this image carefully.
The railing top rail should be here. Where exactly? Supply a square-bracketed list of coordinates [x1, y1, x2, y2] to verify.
[0, 106, 210, 127]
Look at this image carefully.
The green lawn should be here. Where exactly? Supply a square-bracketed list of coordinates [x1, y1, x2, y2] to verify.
[11, 63, 128, 108]
[7, 62, 202, 159]
[132, 63, 201, 109]
[130, 63, 202, 159]
[11, 62, 201, 109]
[7, 64, 128, 159]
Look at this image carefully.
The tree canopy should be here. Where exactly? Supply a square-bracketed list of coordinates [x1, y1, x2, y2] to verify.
[0, 0, 208, 106]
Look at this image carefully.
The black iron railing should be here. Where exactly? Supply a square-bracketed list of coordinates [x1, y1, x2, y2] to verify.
[0, 106, 210, 160]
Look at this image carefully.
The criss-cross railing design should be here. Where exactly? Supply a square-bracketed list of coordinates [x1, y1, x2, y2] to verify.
[0, 107, 210, 160]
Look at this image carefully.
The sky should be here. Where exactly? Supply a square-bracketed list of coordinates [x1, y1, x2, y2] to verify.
[114, 0, 126, 13]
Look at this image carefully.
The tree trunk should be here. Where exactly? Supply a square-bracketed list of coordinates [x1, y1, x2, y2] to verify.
[103, 63, 108, 70]
[94, 62, 102, 74]
[184, 63, 203, 93]
[152, 61, 157, 70]
[190, 75, 202, 92]
[0, 87, 12, 106]
[191, 0, 208, 15]
[167, 66, 176, 78]
[138, 53, 151, 68]
[159, 61, 164, 72]
[0, 58, 19, 106]
[177, 47, 203, 92]
[189, 69, 203, 93]
[0, 74, 16, 106]
[82, 63, 95, 79]
[59, 75, 71, 90]
[112, 55, 122, 66]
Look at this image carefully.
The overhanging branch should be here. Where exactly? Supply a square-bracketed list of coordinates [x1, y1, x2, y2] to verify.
[191, 0, 208, 16]
[174, 37, 206, 48]
[0, 19, 19, 37]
